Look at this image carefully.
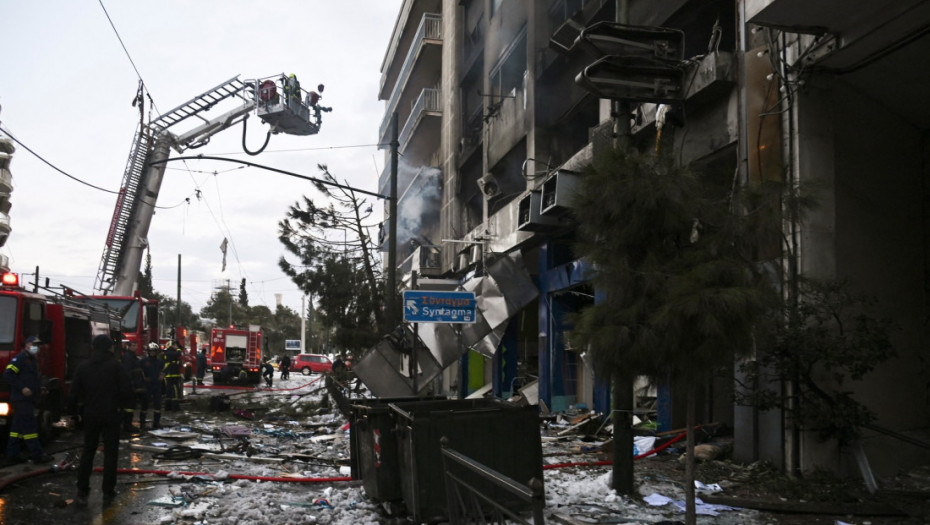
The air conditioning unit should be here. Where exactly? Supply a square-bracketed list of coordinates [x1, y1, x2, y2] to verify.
[540, 170, 581, 216]
[477, 173, 501, 198]
[517, 191, 564, 231]
[550, 18, 584, 53]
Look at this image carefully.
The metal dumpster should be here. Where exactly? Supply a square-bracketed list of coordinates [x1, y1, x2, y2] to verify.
[389, 398, 543, 524]
[349, 397, 444, 502]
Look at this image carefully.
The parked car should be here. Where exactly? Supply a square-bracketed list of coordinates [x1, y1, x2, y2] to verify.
[293, 353, 333, 375]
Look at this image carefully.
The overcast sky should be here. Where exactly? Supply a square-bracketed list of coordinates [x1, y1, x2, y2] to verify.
[0, 1, 402, 317]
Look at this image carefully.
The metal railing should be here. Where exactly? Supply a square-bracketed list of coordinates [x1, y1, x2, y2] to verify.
[440, 437, 546, 525]
[379, 13, 443, 143]
[398, 88, 441, 150]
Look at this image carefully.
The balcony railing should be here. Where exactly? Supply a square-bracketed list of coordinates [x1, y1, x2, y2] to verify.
[398, 88, 441, 150]
[379, 13, 442, 143]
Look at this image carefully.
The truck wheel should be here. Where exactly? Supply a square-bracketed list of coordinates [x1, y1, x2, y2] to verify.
[302, 367, 311, 376]
[213, 372, 224, 384]
[183, 366, 193, 381]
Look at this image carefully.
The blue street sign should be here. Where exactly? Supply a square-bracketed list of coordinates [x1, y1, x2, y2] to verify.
[403, 290, 477, 324]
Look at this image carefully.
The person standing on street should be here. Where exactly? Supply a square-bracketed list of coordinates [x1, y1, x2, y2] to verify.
[163, 341, 183, 411]
[261, 357, 274, 388]
[139, 343, 165, 430]
[67, 334, 132, 505]
[2, 335, 54, 465]
[279, 353, 291, 380]
[120, 341, 145, 434]
[195, 347, 208, 386]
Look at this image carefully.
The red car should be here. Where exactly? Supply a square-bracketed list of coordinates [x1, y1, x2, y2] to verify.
[293, 353, 333, 375]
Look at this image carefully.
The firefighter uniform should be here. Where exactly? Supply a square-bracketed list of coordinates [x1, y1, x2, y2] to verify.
[139, 344, 164, 429]
[163, 342, 183, 411]
[2, 336, 53, 464]
[120, 344, 146, 433]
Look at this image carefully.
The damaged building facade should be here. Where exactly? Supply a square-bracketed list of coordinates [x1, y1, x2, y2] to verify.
[373, 0, 930, 480]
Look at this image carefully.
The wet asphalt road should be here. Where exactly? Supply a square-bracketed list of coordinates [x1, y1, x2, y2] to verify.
[0, 436, 176, 525]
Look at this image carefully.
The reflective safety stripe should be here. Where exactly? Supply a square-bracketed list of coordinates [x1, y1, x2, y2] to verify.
[123, 408, 134, 413]
[5, 364, 19, 373]
[23, 433, 39, 440]
[9, 432, 20, 438]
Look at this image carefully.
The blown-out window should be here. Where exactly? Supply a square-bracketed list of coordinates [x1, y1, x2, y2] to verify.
[489, 29, 526, 104]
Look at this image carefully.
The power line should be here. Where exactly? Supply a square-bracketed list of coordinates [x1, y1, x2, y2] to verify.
[0, 125, 199, 209]
[98, 0, 147, 96]
[213, 143, 386, 156]
[0, 126, 117, 193]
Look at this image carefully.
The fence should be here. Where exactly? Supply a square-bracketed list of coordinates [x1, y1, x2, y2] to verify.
[440, 437, 545, 525]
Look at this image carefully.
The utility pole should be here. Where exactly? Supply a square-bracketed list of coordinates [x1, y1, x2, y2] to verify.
[226, 279, 232, 327]
[610, 0, 635, 498]
[300, 295, 306, 353]
[386, 111, 399, 329]
[176, 254, 182, 330]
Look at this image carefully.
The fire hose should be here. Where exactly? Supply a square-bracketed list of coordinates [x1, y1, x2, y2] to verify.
[0, 427, 690, 493]
[184, 375, 322, 392]
[542, 428, 689, 470]
[0, 456, 76, 493]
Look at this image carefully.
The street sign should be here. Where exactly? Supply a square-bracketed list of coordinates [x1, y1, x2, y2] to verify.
[403, 290, 477, 324]
[285, 339, 301, 351]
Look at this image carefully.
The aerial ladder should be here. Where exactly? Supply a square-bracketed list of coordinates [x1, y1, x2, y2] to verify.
[93, 74, 328, 296]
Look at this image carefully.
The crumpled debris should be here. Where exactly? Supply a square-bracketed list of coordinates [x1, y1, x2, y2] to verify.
[312, 497, 333, 509]
[147, 496, 187, 507]
[694, 480, 723, 493]
[166, 470, 230, 482]
[222, 425, 252, 437]
[643, 493, 741, 516]
[233, 409, 254, 420]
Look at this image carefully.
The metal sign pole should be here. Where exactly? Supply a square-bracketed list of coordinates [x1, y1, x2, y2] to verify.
[411, 271, 418, 394]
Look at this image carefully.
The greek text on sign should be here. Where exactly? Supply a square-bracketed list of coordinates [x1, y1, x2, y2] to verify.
[403, 290, 477, 324]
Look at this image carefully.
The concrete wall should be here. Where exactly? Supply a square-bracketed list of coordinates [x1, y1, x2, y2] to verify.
[798, 73, 930, 476]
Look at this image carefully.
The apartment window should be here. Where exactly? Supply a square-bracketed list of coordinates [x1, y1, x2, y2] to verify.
[489, 30, 526, 104]
[548, 0, 588, 26]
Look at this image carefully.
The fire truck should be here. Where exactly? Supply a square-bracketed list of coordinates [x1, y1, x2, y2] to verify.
[0, 269, 121, 444]
[209, 325, 263, 384]
[87, 74, 326, 350]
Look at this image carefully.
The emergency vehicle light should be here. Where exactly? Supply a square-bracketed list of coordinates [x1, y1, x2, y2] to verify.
[1, 271, 18, 287]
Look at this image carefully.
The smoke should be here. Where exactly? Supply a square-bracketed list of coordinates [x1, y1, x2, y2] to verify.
[394, 160, 441, 256]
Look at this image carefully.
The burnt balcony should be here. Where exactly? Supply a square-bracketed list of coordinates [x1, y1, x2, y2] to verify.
[399, 88, 442, 161]
[379, 13, 443, 145]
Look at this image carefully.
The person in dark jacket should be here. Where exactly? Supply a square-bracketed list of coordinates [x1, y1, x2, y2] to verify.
[261, 357, 274, 388]
[120, 341, 145, 434]
[67, 334, 132, 505]
[162, 341, 182, 411]
[139, 343, 165, 430]
[195, 347, 208, 386]
[279, 354, 291, 380]
[2, 335, 54, 465]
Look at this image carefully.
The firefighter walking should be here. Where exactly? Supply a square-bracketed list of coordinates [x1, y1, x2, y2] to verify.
[139, 343, 164, 429]
[2, 336, 54, 465]
[163, 341, 183, 411]
[120, 341, 146, 434]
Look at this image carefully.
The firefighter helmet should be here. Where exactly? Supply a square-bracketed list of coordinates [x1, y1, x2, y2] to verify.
[147, 342, 160, 352]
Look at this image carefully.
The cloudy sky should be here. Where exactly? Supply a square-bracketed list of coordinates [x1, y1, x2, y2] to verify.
[0, 1, 401, 316]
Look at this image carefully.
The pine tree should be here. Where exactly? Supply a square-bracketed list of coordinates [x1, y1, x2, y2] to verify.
[571, 145, 778, 523]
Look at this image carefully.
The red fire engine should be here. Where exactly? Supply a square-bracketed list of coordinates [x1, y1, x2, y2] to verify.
[209, 325, 263, 384]
[0, 269, 121, 444]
